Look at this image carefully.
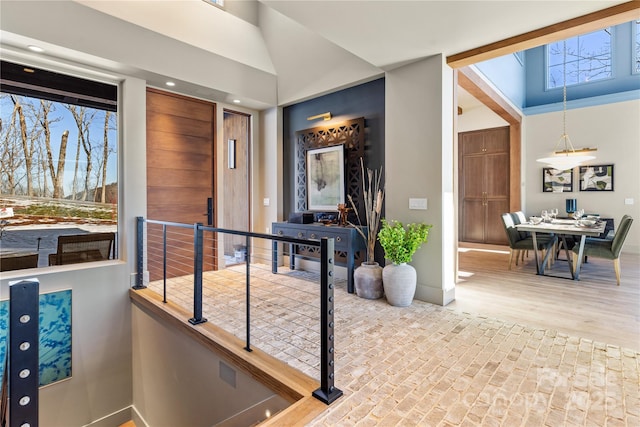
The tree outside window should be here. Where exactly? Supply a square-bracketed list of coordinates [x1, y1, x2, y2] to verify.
[547, 27, 612, 89]
[0, 66, 118, 270]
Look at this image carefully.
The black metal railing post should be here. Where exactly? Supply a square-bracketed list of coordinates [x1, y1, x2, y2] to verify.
[7, 280, 40, 427]
[313, 237, 343, 404]
[134, 216, 146, 289]
[162, 224, 167, 303]
[189, 223, 207, 325]
[244, 234, 252, 352]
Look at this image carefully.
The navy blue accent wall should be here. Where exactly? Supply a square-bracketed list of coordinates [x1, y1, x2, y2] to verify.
[525, 22, 640, 108]
[282, 78, 385, 219]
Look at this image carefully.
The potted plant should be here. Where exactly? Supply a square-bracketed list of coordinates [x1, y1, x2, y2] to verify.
[348, 158, 384, 299]
[377, 219, 432, 306]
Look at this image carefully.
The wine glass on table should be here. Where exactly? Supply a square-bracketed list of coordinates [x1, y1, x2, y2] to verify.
[551, 208, 558, 222]
[541, 209, 549, 223]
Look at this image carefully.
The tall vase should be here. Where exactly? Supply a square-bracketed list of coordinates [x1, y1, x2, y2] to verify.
[354, 262, 384, 299]
[382, 263, 417, 307]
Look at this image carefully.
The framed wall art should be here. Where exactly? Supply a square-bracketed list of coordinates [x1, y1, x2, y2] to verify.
[0, 289, 72, 387]
[306, 144, 345, 211]
[579, 164, 614, 191]
[542, 167, 573, 193]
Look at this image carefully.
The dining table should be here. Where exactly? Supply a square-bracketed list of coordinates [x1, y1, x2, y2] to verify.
[516, 218, 606, 280]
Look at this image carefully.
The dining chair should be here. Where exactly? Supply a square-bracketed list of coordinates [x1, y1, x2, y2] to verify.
[572, 215, 633, 285]
[501, 213, 557, 270]
[0, 253, 39, 271]
[510, 211, 530, 262]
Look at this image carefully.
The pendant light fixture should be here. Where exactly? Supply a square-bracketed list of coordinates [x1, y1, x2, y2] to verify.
[536, 40, 596, 170]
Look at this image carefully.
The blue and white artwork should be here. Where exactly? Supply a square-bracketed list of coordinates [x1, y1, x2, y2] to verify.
[0, 289, 72, 386]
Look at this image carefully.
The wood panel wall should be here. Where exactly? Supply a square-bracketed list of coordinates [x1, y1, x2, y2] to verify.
[222, 110, 250, 257]
[146, 88, 216, 279]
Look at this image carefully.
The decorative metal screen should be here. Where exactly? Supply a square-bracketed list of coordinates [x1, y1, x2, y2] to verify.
[295, 117, 365, 217]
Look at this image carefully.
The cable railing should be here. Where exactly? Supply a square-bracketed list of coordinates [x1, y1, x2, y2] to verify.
[134, 216, 343, 404]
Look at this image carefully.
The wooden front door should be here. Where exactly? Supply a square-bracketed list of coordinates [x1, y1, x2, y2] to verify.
[146, 88, 216, 280]
[459, 126, 509, 245]
[222, 110, 250, 264]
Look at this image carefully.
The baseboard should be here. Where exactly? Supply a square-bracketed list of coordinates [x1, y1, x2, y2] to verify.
[414, 284, 455, 306]
[82, 407, 132, 427]
[131, 405, 149, 427]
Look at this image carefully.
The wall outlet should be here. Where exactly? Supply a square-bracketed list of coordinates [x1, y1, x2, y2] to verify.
[624, 198, 634, 205]
[263, 198, 270, 206]
[409, 198, 428, 210]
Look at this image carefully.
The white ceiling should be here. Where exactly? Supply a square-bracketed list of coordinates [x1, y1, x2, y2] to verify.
[0, 0, 630, 109]
[260, 0, 626, 69]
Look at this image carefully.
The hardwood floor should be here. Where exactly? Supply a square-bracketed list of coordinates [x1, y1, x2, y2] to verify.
[450, 242, 640, 351]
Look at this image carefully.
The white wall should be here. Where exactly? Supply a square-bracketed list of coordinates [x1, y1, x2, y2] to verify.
[257, 2, 382, 106]
[255, 108, 282, 251]
[458, 103, 508, 133]
[385, 55, 456, 306]
[524, 99, 640, 254]
[10, 265, 133, 427]
[131, 304, 285, 427]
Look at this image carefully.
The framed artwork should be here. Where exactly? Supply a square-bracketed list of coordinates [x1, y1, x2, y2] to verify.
[579, 164, 614, 191]
[1, 289, 72, 387]
[542, 168, 573, 193]
[306, 144, 345, 211]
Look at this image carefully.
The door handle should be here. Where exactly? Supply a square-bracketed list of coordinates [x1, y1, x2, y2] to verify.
[205, 197, 213, 226]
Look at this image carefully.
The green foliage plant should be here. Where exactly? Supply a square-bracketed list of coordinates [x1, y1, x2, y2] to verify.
[378, 219, 432, 264]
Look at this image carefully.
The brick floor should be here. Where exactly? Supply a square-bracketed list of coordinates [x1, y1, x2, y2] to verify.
[149, 265, 640, 426]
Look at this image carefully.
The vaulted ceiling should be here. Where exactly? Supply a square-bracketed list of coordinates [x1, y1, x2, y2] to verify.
[0, 0, 633, 109]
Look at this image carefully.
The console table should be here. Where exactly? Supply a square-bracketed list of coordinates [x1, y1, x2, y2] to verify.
[272, 222, 367, 293]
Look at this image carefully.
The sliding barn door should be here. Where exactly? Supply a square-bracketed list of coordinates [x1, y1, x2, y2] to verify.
[146, 88, 216, 280]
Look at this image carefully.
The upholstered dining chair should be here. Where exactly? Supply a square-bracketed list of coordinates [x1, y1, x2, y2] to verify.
[501, 213, 557, 270]
[572, 215, 633, 285]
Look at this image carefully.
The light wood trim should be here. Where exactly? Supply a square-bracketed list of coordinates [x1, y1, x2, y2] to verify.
[129, 289, 323, 408]
[457, 67, 521, 125]
[259, 396, 326, 427]
[447, 1, 640, 68]
[509, 123, 521, 213]
[457, 67, 522, 213]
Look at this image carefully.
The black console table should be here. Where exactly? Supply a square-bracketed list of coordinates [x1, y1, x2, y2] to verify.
[271, 222, 367, 293]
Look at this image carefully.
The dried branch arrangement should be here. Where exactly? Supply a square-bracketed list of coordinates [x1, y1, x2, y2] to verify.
[348, 158, 384, 264]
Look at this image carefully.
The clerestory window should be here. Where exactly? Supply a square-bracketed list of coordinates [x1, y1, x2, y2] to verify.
[634, 20, 640, 74]
[547, 27, 612, 89]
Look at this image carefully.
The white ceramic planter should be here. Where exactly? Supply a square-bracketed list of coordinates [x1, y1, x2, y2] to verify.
[354, 262, 384, 299]
[382, 262, 417, 307]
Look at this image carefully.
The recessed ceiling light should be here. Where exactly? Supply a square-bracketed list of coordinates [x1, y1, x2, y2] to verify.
[28, 45, 44, 53]
[233, 99, 241, 104]
[165, 81, 176, 87]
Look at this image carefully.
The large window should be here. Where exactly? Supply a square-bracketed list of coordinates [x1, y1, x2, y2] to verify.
[0, 61, 118, 270]
[547, 27, 612, 89]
